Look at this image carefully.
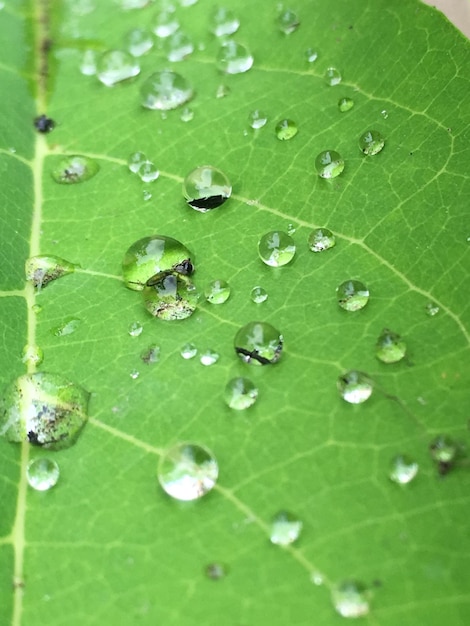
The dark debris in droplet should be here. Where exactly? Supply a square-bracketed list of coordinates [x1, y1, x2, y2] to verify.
[188, 195, 226, 210]
[235, 346, 273, 365]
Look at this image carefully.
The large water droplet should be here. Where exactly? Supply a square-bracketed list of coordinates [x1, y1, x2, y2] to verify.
[205, 280, 231, 304]
[142, 273, 198, 321]
[338, 97, 354, 112]
[234, 321, 283, 365]
[22, 345, 44, 367]
[128, 151, 147, 173]
[52, 317, 81, 337]
[332, 580, 370, 618]
[51, 155, 99, 184]
[25, 255, 77, 289]
[249, 109, 268, 129]
[277, 9, 300, 34]
[224, 377, 258, 410]
[157, 442, 218, 500]
[315, 150, 344, 179]
[153, 7, 180, 38]
[270, 510, 302, 545]
[336, 280, 369, 311]
[166, 30, 194, 62]
[96, 50, 140, 86]
[217, 41, 253, 74]
[275, 119, 298, 140]
[26, 458, 60, 491]
[210, 7, 239, 36]
[324, 67, 342, 86]
[359, 130, 385, 155]
[183, 165, 232, 211]
[122, 235, 193, 291]
[250, 286, 268, 303]
[124, 27, 154, 57]
[141, 70, 193, 110]
[376, 329, 406, 363]
[389, 455, 419, 484]
[140, 343, 161, 364]
[308, 228, 336, 252]
[181, 342, 197, 359]
[258, 231, 296, 267]
[80, 49, 97, 75]
[138, 161, 160, 182]
[337, 371, 373, 404]
[200, 349, 219, 366]
[0, 373, 90, 449]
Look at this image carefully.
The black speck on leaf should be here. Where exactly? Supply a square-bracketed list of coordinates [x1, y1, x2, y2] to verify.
[34, 114, 55, 133]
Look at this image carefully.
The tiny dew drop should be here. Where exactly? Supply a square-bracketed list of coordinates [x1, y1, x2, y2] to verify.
[51, 155, 99, 184]
[157, 442, 218, 501]
[224, 377, 258, 410]
[305, 47, 318, 62]
[153, 7, 179, 38]
[215, 84, 230, 98]
[140, 343, 160, 364]
[337, 371, 373, 404]
[129, 369, 140, 379]
[336, 280, 369, 311]
[52, 317, 81, 337]
[96, 50, 140, 86]
[143, 190, 152, 201]
[200, 350, 219, 366]
[210, 7, 239, 37]
[324, 67, 342, 86]
[381, 109, 389, 119]
[311, 571, 324, 586]
[376, 329, 406, 363]
[128, 321, 143, 337]
[270, 510, 303, 546]
[389, 455, 419, 484]
[128, 151, 147, 173]
[25, 255, 77, 290]
[205, 280, 231, 304]
[275, 119, 298, 140]
[315, 150, 344, 179]
[141, 70, 193, 110]
[124, 27, 154, 57]
[32, 304, 42, 314]
[22, 345, 44, 367]
[234, 321, 283, 365]
[430, 435, 458, 475]
[80, 49, 97, 75]
[180, 106, 194, 122]
[181, 342, 197, 359]
[425, 302, 440, 317]
[183, 165, 232, 211]
[258, 230, 296, 267]
[142, 273, 198, 321]
[308, 228, 336, 252]
[205, 563, 228, 580]
[166, 31, 194, 62]
[338, 97, 354, 112]
[332, 580, 370, 618]
[217, 41, 253, 74]
[251, 286, 268, 303]
[359, 130, 385, 155]
[26, 458, 60, 491]
[249, 109, 268, 129]
[277, 9, 300, 34]
[138, 161, 160, 183]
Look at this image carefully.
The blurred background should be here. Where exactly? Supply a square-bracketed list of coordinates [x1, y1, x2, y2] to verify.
[423, 0, 470, 37]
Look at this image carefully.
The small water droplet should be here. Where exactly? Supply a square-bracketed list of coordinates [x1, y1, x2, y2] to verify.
[389, 455, 419, 484]
[0, 373, 90, 449]
[332, 580, 370, 618]
[336, 280, 369, 311]
[181, 342, 197, 359]
[248, 109, 268, 129]
[275, 119, 298, 140]
[430, 435, 457, 464]
[315, 150, 344, 179]
[337, 371, 373, 404]
[250, 286, 268, 303]
[324, 67, 342, 86]
[217, 41, 253, 74]
[180, 106, 194, 122]
[22, 345, 44, 367]
[143, 189, 152, 201]
[80, 49, 97, 75]
[277, 9, 300, 34]
[258, 231, 296, 267]
[210, 7, 240, 36]
[270, 510, 302, 545]
[215, 84, 230, 98]
[26, 458, 60, 491]
[137, 161, 160, 183]
[425, 302, 440, 317]
[234, 321, 283, 365]
[376, 329, 406, 363]
[25, 255, 77, 289]
[166, 30, 194, 61]
[305, 47, 318, 62]
[124, 27, 154, 57]
[129, 369, 140, 379]
[359, 130, 385, 155]
[142, 273, 198, 321]
[311, 571, 324, 586]
[141, 70, 193, 110]
[205, 280, 231, 304]
[128, 321, 143, 337]
[338, 97, 354, 112]
[52, 317, 81, 337]
[96, 50, 140, 86]
[122, 235, 193, 291]
[205, 562, 228, 580]
[183, 165, 232, 211]
[308, 228, 336, 252]
[157, 442, 218, 500]
[140, 343, 161, 364]
[153, 7, 180, 38]
[200, 350, 219, 366]
[224, 377, 258, 410]
[128, 151, 147, 173]
[51, 155, 99, 184]
[381, 109, 388, 119]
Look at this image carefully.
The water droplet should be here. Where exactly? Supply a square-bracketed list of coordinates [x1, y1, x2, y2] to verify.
[287, 223, 296, 235]
[143, 189, 152, 201]
[52, 317, 81, 337]
[270, 510, 302, 545]
[332, 580, 370, 618]
[336, 280, 369, 311]
[258, 231, 296, 267]
[205, 563, 228, 580]
[96, 50, 140, 86]
[80, 49, 97, 75]
[137, 161, 160, 183]
[128, 321, 143, 337]
[181, 342, 197, 359]
[124, 27, 154, 57]
[153, 7, 180, 38]
[224, 377, 258, 410]
[337, 371, 373, 404]
[128, 151, 147, 173]
[141, 70, 193, 110]
[338, 97, 354, 112]
[157, 442, 218, 500]
[248, 109, 268, 129]
[359, 130, 385, 155]
[183, 165, 232, 211]
[389, 455, 419, 484]
[22, 345, 44, 367]
[140, 343, 160, 364]
[277, 9, 300, 34]
[205, 280, 231, 304]
[376, 329, 406, 363]
[305, 47, 318, 62]
[275, 119, 298, 140]
[381, 109, 389, 119]
[308, 228, 336, 252]
[210, 7, 239, 36]
[215, 84, 230, 98]
[25, 255, 77, 289]
[217, 41, 253, 74]
[32, 304, 42, 314]
[315, 150, 344, 179]
[324, 67, 342, 86]
[234, 321, 283, 365]
[200, 350, 219, 366]
[180, 106, 194, 122]
[425, 302, 440, 317]
[430, 435, 457, 464]
[166, 30, 194, 62]
[142, 273, 198, 321]
[129, 369, 140, 379]
[311, 571, 324, 586]
[122, 235, 193, 291]
[250, 286, 268, 304]
[26, 458, 60, 491]
[51, 155, 99, 184]
[0, 373, 90, 449]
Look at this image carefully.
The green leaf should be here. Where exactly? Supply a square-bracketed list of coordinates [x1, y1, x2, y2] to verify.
[1, 0, 469, 624]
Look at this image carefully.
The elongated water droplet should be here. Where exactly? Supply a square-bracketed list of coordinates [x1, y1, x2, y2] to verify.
[51, 155, 99, 184]
[235, 321, 283, 365]
[52, 317, 81, 337]
[166, 30, 194, 61]
[80, 49, 97, 75]
[332, 581, 370, 618]
[308, 228, 336, 252]
[337, 371, 373, 404]
[25, 255, 77, 289]
[425, 302, 440, 317]
[210, 7, 239, 36]
[141, 70, 193, 110]
[124, 27, 154, 56]
[205, 280, 231, 304]
[277, 9, 300, 34]
[22, 345, 44, 367]
[270, 510, 302, 545]
[122, 235, 193, 291]
[157, 442, 218, 500]
[140, 343, 160, 364]
[183, 165, 232, 211]
[181, 342, 197, 359]
[96, 50, 140, 86]
[224, 377, 258, 410]
[376, 329, 406, 363]
[249, 109, 268, 129]
[153, 7, 179, 38]
[138, 161, 160, 182]
[205, 563, 228, 580]
[315, 150, 344, 179]
[142, 273, 198, 321]
[0, 373, 90, 449]
[250, 286, 268, 303]
[336, 280, 369, 311]
[305, 47, 318, 62]
[128, 321, 143, 337]
[26, 458, 60, 491]
[338, 97, 354, 112]
[217, 41, 253, 74]
[389, 455, 418, 484]
[128, 151, 147, 173]
[258, 231, 296, 267]
[275, 119, 298, 140]
[359, 130, 385, 155]
[324, 67, 342, 86]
